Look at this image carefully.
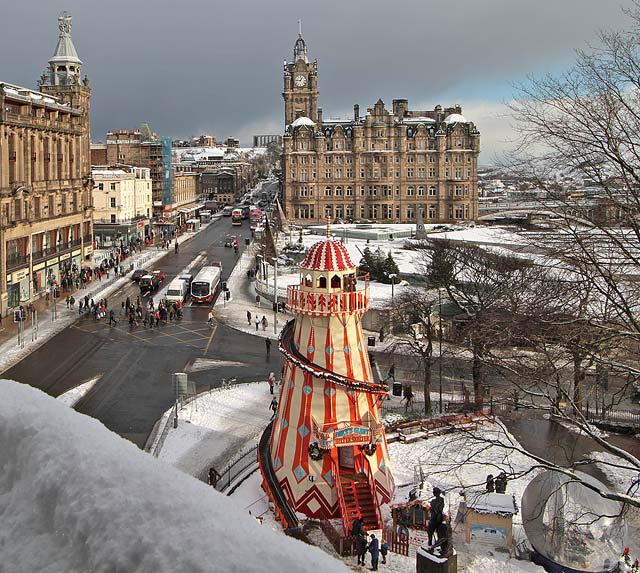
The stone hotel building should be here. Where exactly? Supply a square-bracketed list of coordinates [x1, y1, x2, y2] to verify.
[282, 33, 480, 224]
[0, 14, 92, 312]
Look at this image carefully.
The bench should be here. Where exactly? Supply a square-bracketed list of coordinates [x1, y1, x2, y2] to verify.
[385, 432, 400, 443]
[399, 430, 429, 444]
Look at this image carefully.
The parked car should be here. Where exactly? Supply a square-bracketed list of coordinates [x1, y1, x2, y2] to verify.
[131, 268, 149, 282]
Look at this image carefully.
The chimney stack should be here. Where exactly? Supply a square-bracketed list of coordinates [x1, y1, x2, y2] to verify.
[354, 104, 360, 122]
[317, 107, 323, 125]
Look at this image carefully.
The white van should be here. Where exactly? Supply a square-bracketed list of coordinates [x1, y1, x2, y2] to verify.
[166, 278, 188, 302]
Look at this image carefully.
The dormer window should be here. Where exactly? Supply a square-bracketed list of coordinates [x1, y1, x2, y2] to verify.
[317, 275, 327, 288]
[331, 275, 341, 289]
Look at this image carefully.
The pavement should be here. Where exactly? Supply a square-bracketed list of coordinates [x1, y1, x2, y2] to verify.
[0, 220, 217, 376]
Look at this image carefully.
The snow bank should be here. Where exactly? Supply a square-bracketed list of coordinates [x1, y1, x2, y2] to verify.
[0, 379, 348, 573]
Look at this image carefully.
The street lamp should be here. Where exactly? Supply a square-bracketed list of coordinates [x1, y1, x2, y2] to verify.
[271, 256, 278, 334]
[388, 273, 397, 302]
[438, 288, 443, 414]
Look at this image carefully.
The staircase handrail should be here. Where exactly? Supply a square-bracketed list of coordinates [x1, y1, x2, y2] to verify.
[363, 456, 384, 531]
[332, 461, 351, 536]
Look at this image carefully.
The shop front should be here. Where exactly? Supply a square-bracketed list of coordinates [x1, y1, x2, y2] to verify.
[94, 219, 149, 248]
[7, 267, 31, 308]
[32, 262, 46, 298]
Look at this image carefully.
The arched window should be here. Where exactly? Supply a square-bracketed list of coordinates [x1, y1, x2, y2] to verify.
[331, 274, 341, 289]
[317, 275, 327, 288]
[304, 274, 312, 287]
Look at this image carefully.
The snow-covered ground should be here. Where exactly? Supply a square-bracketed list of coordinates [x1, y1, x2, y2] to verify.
[158, 382, 273, 479]
[0, 379, 348, 573]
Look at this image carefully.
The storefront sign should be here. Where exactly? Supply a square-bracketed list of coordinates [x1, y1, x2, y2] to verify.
[72, 249, 81, 256]
[84, 245, 93, 255]
[13, 268, 30, 282]
[60, 253, 71, 261]
[46, 257, 59, 266]
[136, 220, 145, 229]
[33, 262, 45, 271]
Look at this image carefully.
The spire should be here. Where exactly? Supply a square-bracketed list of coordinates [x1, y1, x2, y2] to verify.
[48, 12, 83, 86]
[293, 20, 308, 63]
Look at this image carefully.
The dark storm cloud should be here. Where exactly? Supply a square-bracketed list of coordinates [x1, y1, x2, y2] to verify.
[0, 0, 634, 147]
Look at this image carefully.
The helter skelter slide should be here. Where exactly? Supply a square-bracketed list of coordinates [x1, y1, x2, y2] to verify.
[258, 229, 395, 536]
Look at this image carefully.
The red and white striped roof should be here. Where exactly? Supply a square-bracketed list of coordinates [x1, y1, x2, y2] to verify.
[300, 239, 355, 272]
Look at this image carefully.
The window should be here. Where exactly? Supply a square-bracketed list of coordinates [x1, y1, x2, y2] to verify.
[325, 186, 332, 197]
[346, 186, 353, 196]
[110, 214, 116, 223]
[407, 186, 415, 196]
[110, 182, 116, 191]
[407, 168, 414, 177]
[98, 183, 104, 191]
[428, 186, 437, 196]
[417, 186, 425, 196]
[110, 197, 116, 208]
[429, 167, 436, 177]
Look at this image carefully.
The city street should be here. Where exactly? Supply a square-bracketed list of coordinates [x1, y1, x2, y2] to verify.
[3, 217, 283, 448]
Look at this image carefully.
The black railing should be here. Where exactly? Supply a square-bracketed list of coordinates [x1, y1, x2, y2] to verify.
[6, 253, 28, 269]
[215, 445, 258, 493]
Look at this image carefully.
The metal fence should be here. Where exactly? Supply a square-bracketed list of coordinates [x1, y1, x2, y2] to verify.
[582, 405, 640, 428]
[215, 445, 259, 493]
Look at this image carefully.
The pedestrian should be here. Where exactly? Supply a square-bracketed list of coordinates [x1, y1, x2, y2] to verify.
[70, 296, 75, 308]
[66, 296, 70, 309]
[355, 531, 367, 567]
[255, 317, 260, 331]
[267, 372, 275, 394]
[175, 240, 179, 254]
[427, 487, 445, 546]
[486, 474, 495, 493]
[495, 472, 508, 493]
[386, 364, 396, 383]
[246, 310, 252, 325]
[380, 540, 388, 564]
[78, 300, 83, 314]
[149, 311, 155, 328]
[207, 310, 214, 326]
[368, 533, 380, 571]
[261, 315, 267, 330]
[108, 309, 118, 326]
[351, 515, 364, 537]
[269, 397, 278, 418]
[265, 338, 272, 355]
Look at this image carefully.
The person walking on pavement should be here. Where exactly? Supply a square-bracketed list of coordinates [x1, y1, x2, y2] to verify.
[108, 309, 118, 327]
[246, 310, 252, 325]
[175, 240, 179, 254]
[267, 372, 275, 394]
[380, 541, 389, 564]
[269, 397, 278, 419]
[265, 338, 272, 355]
[368, 534, 380, 571]
[261, 315, 268, 331]
[207, 310, 214, 326]
[255, 316, 260, 331]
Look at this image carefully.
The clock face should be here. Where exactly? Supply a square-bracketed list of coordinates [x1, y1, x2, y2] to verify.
[294, 74, 307, 87]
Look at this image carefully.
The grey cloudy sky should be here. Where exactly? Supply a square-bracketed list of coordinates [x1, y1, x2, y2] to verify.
[0, 0, 635, 158]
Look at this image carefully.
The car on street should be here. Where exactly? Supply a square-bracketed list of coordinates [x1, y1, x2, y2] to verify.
[152, 270, 166, 282]
[179, 273, 193, 288]
[139, 274, 160, 295]
[224, 237, 234, 247]
[131, 268, 149, 282]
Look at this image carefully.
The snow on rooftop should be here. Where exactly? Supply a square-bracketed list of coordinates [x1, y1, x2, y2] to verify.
[291, 116, 316, 127]
[466, 491, 517, 515]
[444, 113, 467, 124]
[0, 379, 348, 573]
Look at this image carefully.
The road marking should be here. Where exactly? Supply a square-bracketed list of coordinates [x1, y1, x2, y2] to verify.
[204, 323, 217, 355]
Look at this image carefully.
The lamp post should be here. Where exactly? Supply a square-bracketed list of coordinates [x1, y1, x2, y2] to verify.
[271, 256, 278, 334]
[438, 288, 443, 414]
[388, 273, 397, 302]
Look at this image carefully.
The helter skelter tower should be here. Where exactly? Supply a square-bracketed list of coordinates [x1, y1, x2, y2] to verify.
[267, 227, 394, 534]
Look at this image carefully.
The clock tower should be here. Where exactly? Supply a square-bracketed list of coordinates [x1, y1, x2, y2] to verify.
[283, 24, 319, 126]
